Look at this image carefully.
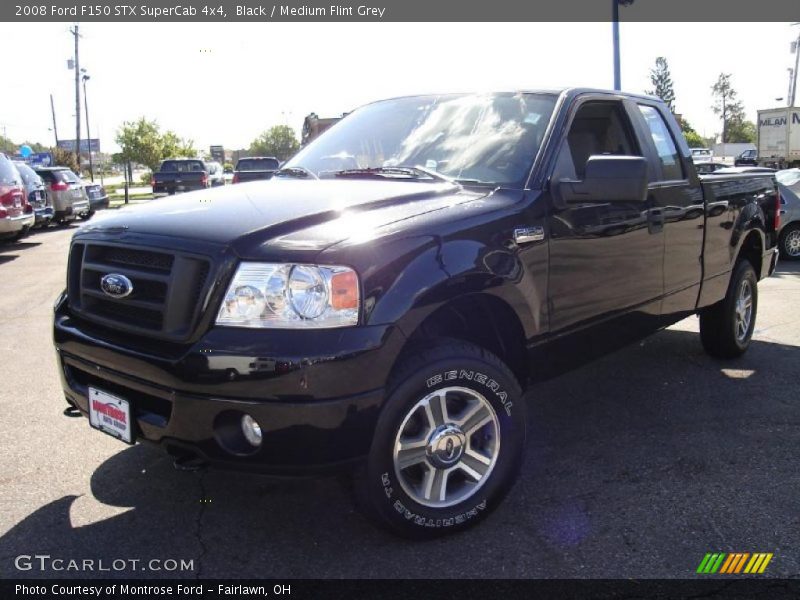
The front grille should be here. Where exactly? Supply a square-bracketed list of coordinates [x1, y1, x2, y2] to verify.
[68, 241, 213, 341]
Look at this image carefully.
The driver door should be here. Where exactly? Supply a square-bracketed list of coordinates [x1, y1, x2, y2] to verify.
[546, 97, 664, 333]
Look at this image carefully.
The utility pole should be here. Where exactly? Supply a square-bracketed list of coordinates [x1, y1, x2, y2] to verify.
[50, 94, 59, 146]
[790, 23, 800, 107]
[70, 24, 81, 170]
[612, 0, 635, 91]
[82, 73, 94, 181]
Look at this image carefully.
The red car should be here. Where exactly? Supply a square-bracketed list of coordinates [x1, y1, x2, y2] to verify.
[0, 153, 34, 241]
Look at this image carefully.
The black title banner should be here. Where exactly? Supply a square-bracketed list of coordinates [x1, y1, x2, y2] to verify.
[4, 579, 800, 600]
[4, 0, 800, 22]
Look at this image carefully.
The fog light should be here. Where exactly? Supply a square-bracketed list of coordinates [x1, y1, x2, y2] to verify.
[241, 414, 262, 447]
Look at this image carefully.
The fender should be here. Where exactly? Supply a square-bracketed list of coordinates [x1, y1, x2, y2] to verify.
[366, 235, 540, 343]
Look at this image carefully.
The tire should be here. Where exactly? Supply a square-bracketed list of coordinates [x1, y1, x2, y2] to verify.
[78, 210, 95, 221]
[700, 260, 758, 359]
[354, 339, 526, 539]
[779, 223, 800, 260]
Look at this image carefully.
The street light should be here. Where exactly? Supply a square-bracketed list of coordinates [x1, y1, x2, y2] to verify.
[612, 0, 635, 91]
[82, 72, 94, 181]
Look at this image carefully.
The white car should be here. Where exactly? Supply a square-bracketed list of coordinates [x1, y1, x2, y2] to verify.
[690, 148, 713, 163]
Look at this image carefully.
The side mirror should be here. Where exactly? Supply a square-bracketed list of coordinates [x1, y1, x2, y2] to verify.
[556, 155, 648, 208]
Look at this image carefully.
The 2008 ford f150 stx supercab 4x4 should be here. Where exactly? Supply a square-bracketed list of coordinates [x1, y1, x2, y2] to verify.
[54, 90, 780, 538]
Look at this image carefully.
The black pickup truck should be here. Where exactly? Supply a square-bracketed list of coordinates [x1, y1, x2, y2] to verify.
[232, 156, 280, 184]
[54, 90, 779, 538]
[151, 159, 210, 195]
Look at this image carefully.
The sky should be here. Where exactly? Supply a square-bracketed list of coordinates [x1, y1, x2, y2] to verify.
[0, 22, 797, 154]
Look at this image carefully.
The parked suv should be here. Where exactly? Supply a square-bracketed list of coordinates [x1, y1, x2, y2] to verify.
[0, 154, 34, 240]
[35, 167, 90, 224]
[54, 90, 779, 538]
[13, 161, 53, 228]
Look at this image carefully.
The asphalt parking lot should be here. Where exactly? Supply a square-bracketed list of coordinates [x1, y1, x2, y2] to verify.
[0, 224, 798, 579]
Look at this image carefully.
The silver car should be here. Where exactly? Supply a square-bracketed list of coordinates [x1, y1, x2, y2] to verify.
[776, 169, 800, 260]
[34, 167, 90, 225]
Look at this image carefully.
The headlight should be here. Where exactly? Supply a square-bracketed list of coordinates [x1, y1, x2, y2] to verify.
[216, 263, 359, 328]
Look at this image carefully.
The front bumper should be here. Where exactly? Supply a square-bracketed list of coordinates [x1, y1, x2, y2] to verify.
[763, 247, 779, 278]
[54, 298, 405, 474]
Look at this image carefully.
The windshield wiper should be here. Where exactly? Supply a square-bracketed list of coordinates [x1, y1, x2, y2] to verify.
[331, 166, 454, 183]
[274, 166, 319, 180]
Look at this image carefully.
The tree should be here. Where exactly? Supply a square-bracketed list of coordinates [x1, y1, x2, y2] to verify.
[50, 147, 80, 173]
[21, 140, 48, 153]
[115, 118, 196, 172]
[711, 73, 748, 144]
[249, 125, 299, 161]
[115, 118, 165, 172]
[674, 115, 705, 148]
[161, 131, 196, 159]
[726, 119, 756, 144]
[646, 57, 676, 112]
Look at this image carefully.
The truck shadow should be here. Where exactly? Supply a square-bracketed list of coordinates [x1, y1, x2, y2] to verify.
[1, 329, 799, 578]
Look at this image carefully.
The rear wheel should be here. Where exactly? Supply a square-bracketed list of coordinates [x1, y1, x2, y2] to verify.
[700, 260, 758, 358]
[354, 340, 526, 539]
[779, 223, 800, 260]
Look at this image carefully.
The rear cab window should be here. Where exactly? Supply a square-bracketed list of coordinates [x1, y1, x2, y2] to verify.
[637, 105, 685, 181]
[160, 160, 206, 172]
[237, 158, 280, 171]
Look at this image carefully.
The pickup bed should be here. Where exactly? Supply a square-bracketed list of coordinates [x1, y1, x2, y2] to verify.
[151, 159, 210, 195]
[54, 89, 779, 538]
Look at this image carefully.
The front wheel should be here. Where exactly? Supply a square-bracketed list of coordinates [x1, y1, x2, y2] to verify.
[700, 260, 758, 358]
[355, 340, 526, 539]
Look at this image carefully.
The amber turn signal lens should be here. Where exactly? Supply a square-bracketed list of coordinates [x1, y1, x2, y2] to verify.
[330, 270, 359, 310]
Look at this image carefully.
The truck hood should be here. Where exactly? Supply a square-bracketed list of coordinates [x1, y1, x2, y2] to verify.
[84, 179, 491, 254]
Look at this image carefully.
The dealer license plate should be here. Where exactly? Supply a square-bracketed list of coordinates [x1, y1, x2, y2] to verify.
[88, 387, 133, 444]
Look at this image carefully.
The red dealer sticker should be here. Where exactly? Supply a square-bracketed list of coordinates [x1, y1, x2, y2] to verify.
[88, 387, 133, 444]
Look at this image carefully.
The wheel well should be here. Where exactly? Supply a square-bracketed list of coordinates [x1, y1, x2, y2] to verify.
[738, 231, 763, 279]
[400, 294, 529, 385]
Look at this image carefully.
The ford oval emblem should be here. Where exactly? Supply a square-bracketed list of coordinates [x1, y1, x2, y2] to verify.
[100, 273, 133, 299]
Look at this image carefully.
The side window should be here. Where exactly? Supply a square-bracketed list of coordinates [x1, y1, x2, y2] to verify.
[558, 101, 640, 180]
[638, 105, 684, 181]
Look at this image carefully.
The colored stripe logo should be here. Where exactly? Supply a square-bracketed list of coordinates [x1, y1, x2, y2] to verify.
[697, 552, 773, 574]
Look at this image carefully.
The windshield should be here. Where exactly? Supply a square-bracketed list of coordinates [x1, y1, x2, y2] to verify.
[776, 168, 800, 188]
[285, 93, 558, 186]
[238, 158, 279, 171]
